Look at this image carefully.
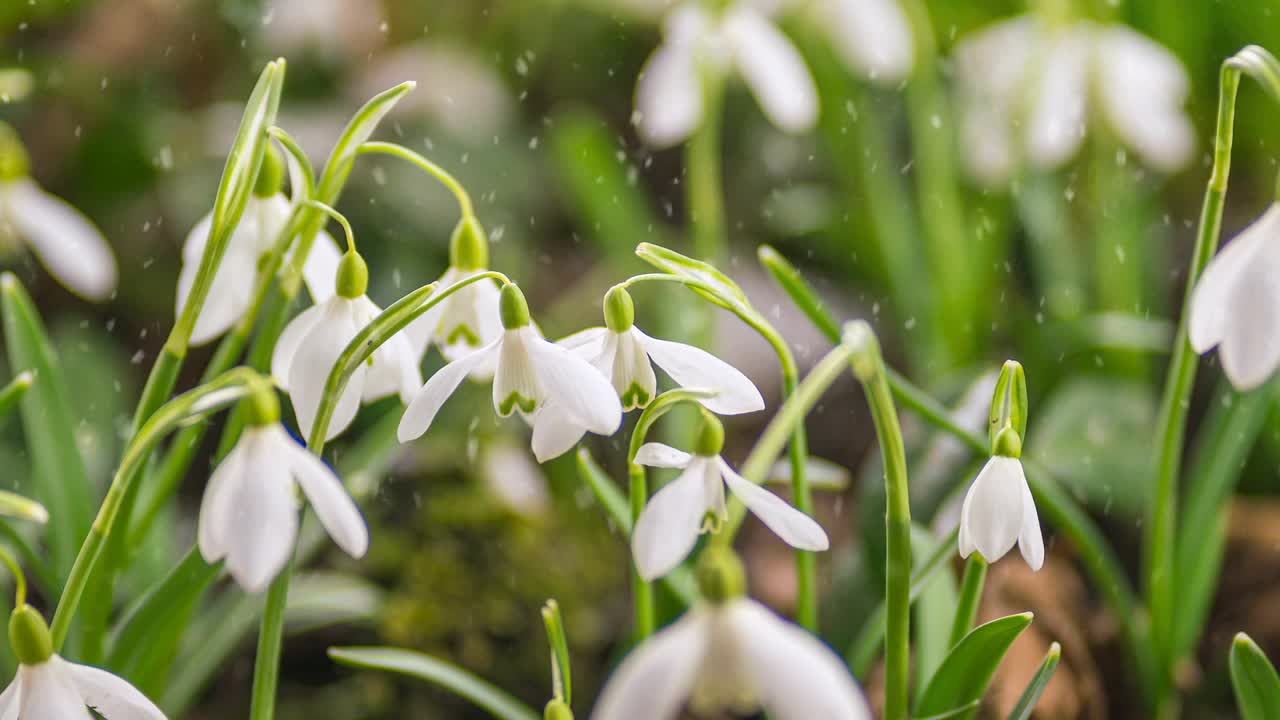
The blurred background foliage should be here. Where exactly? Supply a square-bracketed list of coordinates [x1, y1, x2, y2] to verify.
[3, 0, 1280, 717]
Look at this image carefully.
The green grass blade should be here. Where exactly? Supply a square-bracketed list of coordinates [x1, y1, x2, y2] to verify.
[1007, 642, 1061, 720]
[1232, 632, 1280, 720]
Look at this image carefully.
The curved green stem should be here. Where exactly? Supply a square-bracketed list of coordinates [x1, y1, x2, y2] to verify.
[302, 200, 357, 254]
[358, 141, 475, 219]
[0, 545, 26, 608]
[268, 126, 315, 201]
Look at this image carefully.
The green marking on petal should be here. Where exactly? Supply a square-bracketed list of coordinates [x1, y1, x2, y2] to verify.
[620, 384, 651, 411]
[444, 323, 481, 347]
[498, 392, 538, 417]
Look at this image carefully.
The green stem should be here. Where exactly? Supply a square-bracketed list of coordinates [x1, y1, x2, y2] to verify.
[248, 556, 292, 720]
[949, 554, 987, 648]
[358, 142, 474, 218]
[686, 76, 725, 264]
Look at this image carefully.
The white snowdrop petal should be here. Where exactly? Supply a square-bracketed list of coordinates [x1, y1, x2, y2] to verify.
[558, 326, 610, 355]
[635, 43, 704, 148]
[632, 465, 711, 580]
[1189, 207, 1278, 354]
[614, 328, 658, 409]
[181, 244, 260, 346]
[634, 442, 693, 469]
[724, 7, 818, 134]
[732, 600, 872, 720]
[398, 339, 500, 442]
[223, 455, 299, 593]
[637, 329, 764, 415]
[197, 440, 249, 563]
[1026, 30, 1090, 169]
[64, 657, 166, 720]
[286, 298, 364, 441]
[826, 0, 914, 83]
[180, 211, 214, 264]
[960, 100, 1018, 187]
[1217, 250, 1280, 390]
[1018, 474, 1045, 571]
[528, 331, 622, 434]
[0, 668, 19, 719]
[589, 610, 709, 720]
[1097, 26, 1193, 172]
[352, 297, 421, 404]
[5, 179, 117, 301]
[494, 328, 542, 416]
[282, 428, 369, 559]
[300, 229, 342, 304]
[960, 456, 1026, 564]
[271, 302, 328, 388]
[440, 276, 504, 366]
[719, 458, 829, 551]
[530, 402, 589, 463]
[20, 660, 93, 720]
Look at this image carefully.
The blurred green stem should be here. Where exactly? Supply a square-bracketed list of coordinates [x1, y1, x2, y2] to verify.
[249, 558, 292, 720]
[949, 554, 987, 648]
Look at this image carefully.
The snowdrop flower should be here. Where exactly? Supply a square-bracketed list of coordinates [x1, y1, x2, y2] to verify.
[272, 237, 421, 441]
[405, 216, 502, 375]
[177, 150, 341, 345]
[398, 283, 623, 460]
[635, 1, 817, 147]
[592, 548, 870, 720]
[0, 122, 117, 301]
[632, 415, 827, 581]
[198, 393, 368, 592]
[2, 604, 166, 718]
[958, 361, 1044, 570]
[954, 16, 1193, 185]
[807, 0, 914, 83]
[1189, 204, 1280, 390]
[537, 286, 764, 462]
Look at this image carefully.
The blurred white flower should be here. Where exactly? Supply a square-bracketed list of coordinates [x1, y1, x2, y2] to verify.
[591, 597, 870, 720]
[954, 17, 1193, 185]
[0, 654, 166, 719]
[635, 2, 818, 147]
[480, 441, 551, 518]
[258, 0, 386, 60]
[405, 268, 503, 375]
[273, 292, 421, 442]
[176, 194, 341, 345]
[632, 442, 827, 580]
[808, 0, 914, 83]
[0, 178, 117, 301]
[958, 455, 1043, 570]
[198, 423, 368, 592]
[1189, 204, 1280, 390]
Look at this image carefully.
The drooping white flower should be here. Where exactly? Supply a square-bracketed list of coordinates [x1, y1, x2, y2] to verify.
[591, 597, 870, 720]
[954, 16, 1193, 185]
[1188, 204, 1280, 390]
[272, 286, 422, 442]
[808, 0, 914, 83]
[176, 192, 341, 345]
[198, 422, 368, 592]
[635, 1, 818, 147]
[398, 284, 623, 458]
[958, 455, 1043, 570]
[0, 654, 165, 719]
[632, 441, 828, 581]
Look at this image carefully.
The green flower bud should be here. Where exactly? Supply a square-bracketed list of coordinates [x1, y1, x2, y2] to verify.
[499, 283, 531, 330]
[694, 413, 724, 457]
[993, 425, 1023, 459]
[988, 360, 1028, 454]
[9, 605, 52, 666]
[450, 215, 490, 271]
[244, 388, 281, 427]
[603, 286, 635, 333]
[544, 699, 574, 720]
[0, 122, 29, 183]
[696, 546, 745, 605]
[253, 144, 285, 198]
[336, 251, 369, 299]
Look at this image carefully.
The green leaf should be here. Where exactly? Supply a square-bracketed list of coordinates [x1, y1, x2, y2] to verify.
[1232, 632, 1280, 720]
[0, 273, 94, 586]
[0, 490, 46, 524]
[328, 647, 540, 720]
[915, 612, 1034, 719]
[1008, 642, 1061, 720]
[316, 81, 416, 202]
[917, 700, 981, 720]
[634, 242, 749, 312]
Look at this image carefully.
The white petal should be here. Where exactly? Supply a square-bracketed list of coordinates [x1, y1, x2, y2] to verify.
[1096, 26, 1193, 172]
[1026, 29, 1090, 169]
[179, 243, 260, 346]
[404, 268, 454, 357]
[271, 302, 328, 387]
[1018, 477, 1044, 571]
[180, 211, 214, 264]
[439, 275, 504, 366]
[197, 439, 250, 564]
[959, 99, 1017, 187]
[824, 0, 914, 83]
[19, 660, 93, 720]
[632, 464, 710, 580]
[286, 298, 364, 441]
[637, 329, 764, 415]
[724, 8, 818, 134]
[398, 339, 500, 442]
[530, 402, 589, 463]
[719, 458, 828, 551]
[527, 330, 622, 434]
[0, 669, 19, 720]
[635, 43, 704, 147]
[731, 600, 872, 720]
[221, 435, 300, 593]
[1217, 238, 1280, 390]
[3, 179, 117, 301]
[300, 229, 342, 304]
[589, 610, 709, 720]
[634, 442, 693, 469]
[63, 657, 166, 720]
[557, 326, 610, 355]
[278, 426, 369, 559]
[353, 297, 422, 404]
[959, 456, 1026, 564]
[613, 329, 658, 410]
[1190, 207, 1280, 354]
[494, 328, 542, 416]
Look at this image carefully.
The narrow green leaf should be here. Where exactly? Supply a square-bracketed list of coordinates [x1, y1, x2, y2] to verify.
[917, 700, 982, 720]
[0, 370, 33, 420]
[541, 599, 571, 704]
[1008, 642, 1061, 720]
[915, 612, 1034, 719]
[0, 273, 93, 586]
[329, 647, 540, 720]
[634, 242, 748, 312]
[0, 489, 46, 524]
[757, 244, 842, 341]
[1232, 632, 1280, 720]
[315, 81, 416, 203]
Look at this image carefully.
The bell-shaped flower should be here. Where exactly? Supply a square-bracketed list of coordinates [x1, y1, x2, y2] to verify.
[404, 217, 502, 376]
[807, 0, 914, 84]
[398, 283, 623, 457]
[632, 429, 827, 581]
[176, 148, 341, 346]
[958, 455, 1043, 570]
[0, 125, 117, 301]
[592, 550, 869, 720]
[1, 605, 166, 719]
[1188, 204, 1280, 390]
[198, 420, 369, 592]
[272, 250, 421, 441]
[954, 16, 1193, 186]
[635, 1, 817, 147]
